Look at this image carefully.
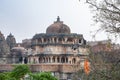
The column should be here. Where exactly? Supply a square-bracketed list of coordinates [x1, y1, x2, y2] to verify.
[44, 57, 46, 63]
[65, 37, 67, 43]
[52, 38, 54, 43]
[50, 56, 53, 63]
[22, 57, 25, 64]
[59, 57, 61, 63]
[36, 57, 39, 64]
[49, 38, 52, 43]
[56, 38, 58, 43]
[55, 56, 57, 63]
[62, 38, 64, 44]
[41, 38, 44, 43]
[49, 57, 51, 63]
[47, 57, 49, 63]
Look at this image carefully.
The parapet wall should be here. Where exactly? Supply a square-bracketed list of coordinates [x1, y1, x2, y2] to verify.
[0, 64, 82, 73]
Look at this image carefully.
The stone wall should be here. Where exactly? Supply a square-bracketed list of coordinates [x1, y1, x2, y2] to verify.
[0, 64, 82, 73]
[0, 64, 83, 79]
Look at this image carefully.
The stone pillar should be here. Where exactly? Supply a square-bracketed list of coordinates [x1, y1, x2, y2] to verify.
[49, 57, 51, 63]
[77, 38, 79, 44]
[62, 38, 64, 44]
[56, 38, 58, 43]
[38, 39, 40, 44]
[59, 57, 61, 63]
[45, 57, 47, 63]
[50, 56, 53, 63]
[55, 57, 57, 63]
[30, 57, 33, 64]
[22, 57, 25, 64]
[35, 39, 38, 44]
[64, 37, 67, 43]
[41, 57, 43, 63]
[27, 58, 30, 64]
[41, 38, 43, 43]
[64, 57, 66, 63]
[44, 57, 46, 63]
[75, 38, 77, 43]
[81, 39, 84, 44]
[52, 38, 54, 43]
[49, 38, 52, 43]
[36, 57, 39, 64]
[47, 57, 49, 63]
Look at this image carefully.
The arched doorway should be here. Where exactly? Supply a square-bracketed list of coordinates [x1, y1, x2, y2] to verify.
[72, 58, 76, 64]
[24, 57, 28, 64]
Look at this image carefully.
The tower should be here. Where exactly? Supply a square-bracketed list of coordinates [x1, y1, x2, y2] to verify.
[6, 33, 16, 49]
[0, 31, 10, 55]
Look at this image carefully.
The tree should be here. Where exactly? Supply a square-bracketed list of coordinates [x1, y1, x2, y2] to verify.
[0, 72, 17, 80]
[29, 72, 58, 80]
[10, 64, 30, 80]
[86, 0, 120, 38]
[75, 47, 120, 80]
[0, 65, 58, 80]
[0, 73, 7, 80]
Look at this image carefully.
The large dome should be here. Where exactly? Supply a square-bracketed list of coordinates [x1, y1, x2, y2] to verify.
[46, 16, 71, 34]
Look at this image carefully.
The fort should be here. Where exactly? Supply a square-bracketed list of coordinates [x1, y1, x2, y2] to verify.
[0, 16, 88, 80]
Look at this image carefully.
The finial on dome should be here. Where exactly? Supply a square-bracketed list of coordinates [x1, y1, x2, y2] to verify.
[57, 16, 60, 22]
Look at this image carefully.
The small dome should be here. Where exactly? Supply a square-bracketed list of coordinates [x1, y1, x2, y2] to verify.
[46, 16, 71, 34]
[11, 45, 26, 52]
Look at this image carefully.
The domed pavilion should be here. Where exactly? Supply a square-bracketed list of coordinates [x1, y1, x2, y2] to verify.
[28, 16, 89, 80]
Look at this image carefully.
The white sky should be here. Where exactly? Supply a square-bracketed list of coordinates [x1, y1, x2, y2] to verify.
[0, 0, 108, 43]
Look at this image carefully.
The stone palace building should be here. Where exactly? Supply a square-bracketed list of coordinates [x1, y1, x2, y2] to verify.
[0, 16, 89, 80]
[27, 16, 89, 79]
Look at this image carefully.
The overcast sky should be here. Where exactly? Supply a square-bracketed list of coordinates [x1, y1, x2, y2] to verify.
[0, 0, 108, 43]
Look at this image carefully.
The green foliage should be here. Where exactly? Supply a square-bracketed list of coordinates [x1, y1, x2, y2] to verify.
[10, 64, 30, 80]
[0, 73, 7, 80]
[0, 65, 58, 80]
[74, 50, 120, 80]
[0, 72, 14, 80]
[29, 72, 58, 80]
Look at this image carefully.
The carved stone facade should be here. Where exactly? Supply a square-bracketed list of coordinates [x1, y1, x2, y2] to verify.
[0, 17, 89, 80]
[28, 17, 89, 80]
[0, 31, 10, 64]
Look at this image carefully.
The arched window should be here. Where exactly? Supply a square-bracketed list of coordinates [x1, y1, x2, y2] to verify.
[54, 37, 57, 43]
[72, 58, 76, 64]
[46, 57, 48, 63]
[52, 56, 55, 63]
[39, 57, 43, 63]
[48, 38, 50, 43]
[59, 38, 62, 43]
[57, 57, 59, 63]
[43, 57, 45, 63]
[44, 38, 46, 43]
[66, 57, 68, 63]
[38, 38, 42, 43]
[79, 39, 81, 43]
[24, 57, 28, 64]
[67, 38, 73, 42]
[61, 57, 65, 63]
